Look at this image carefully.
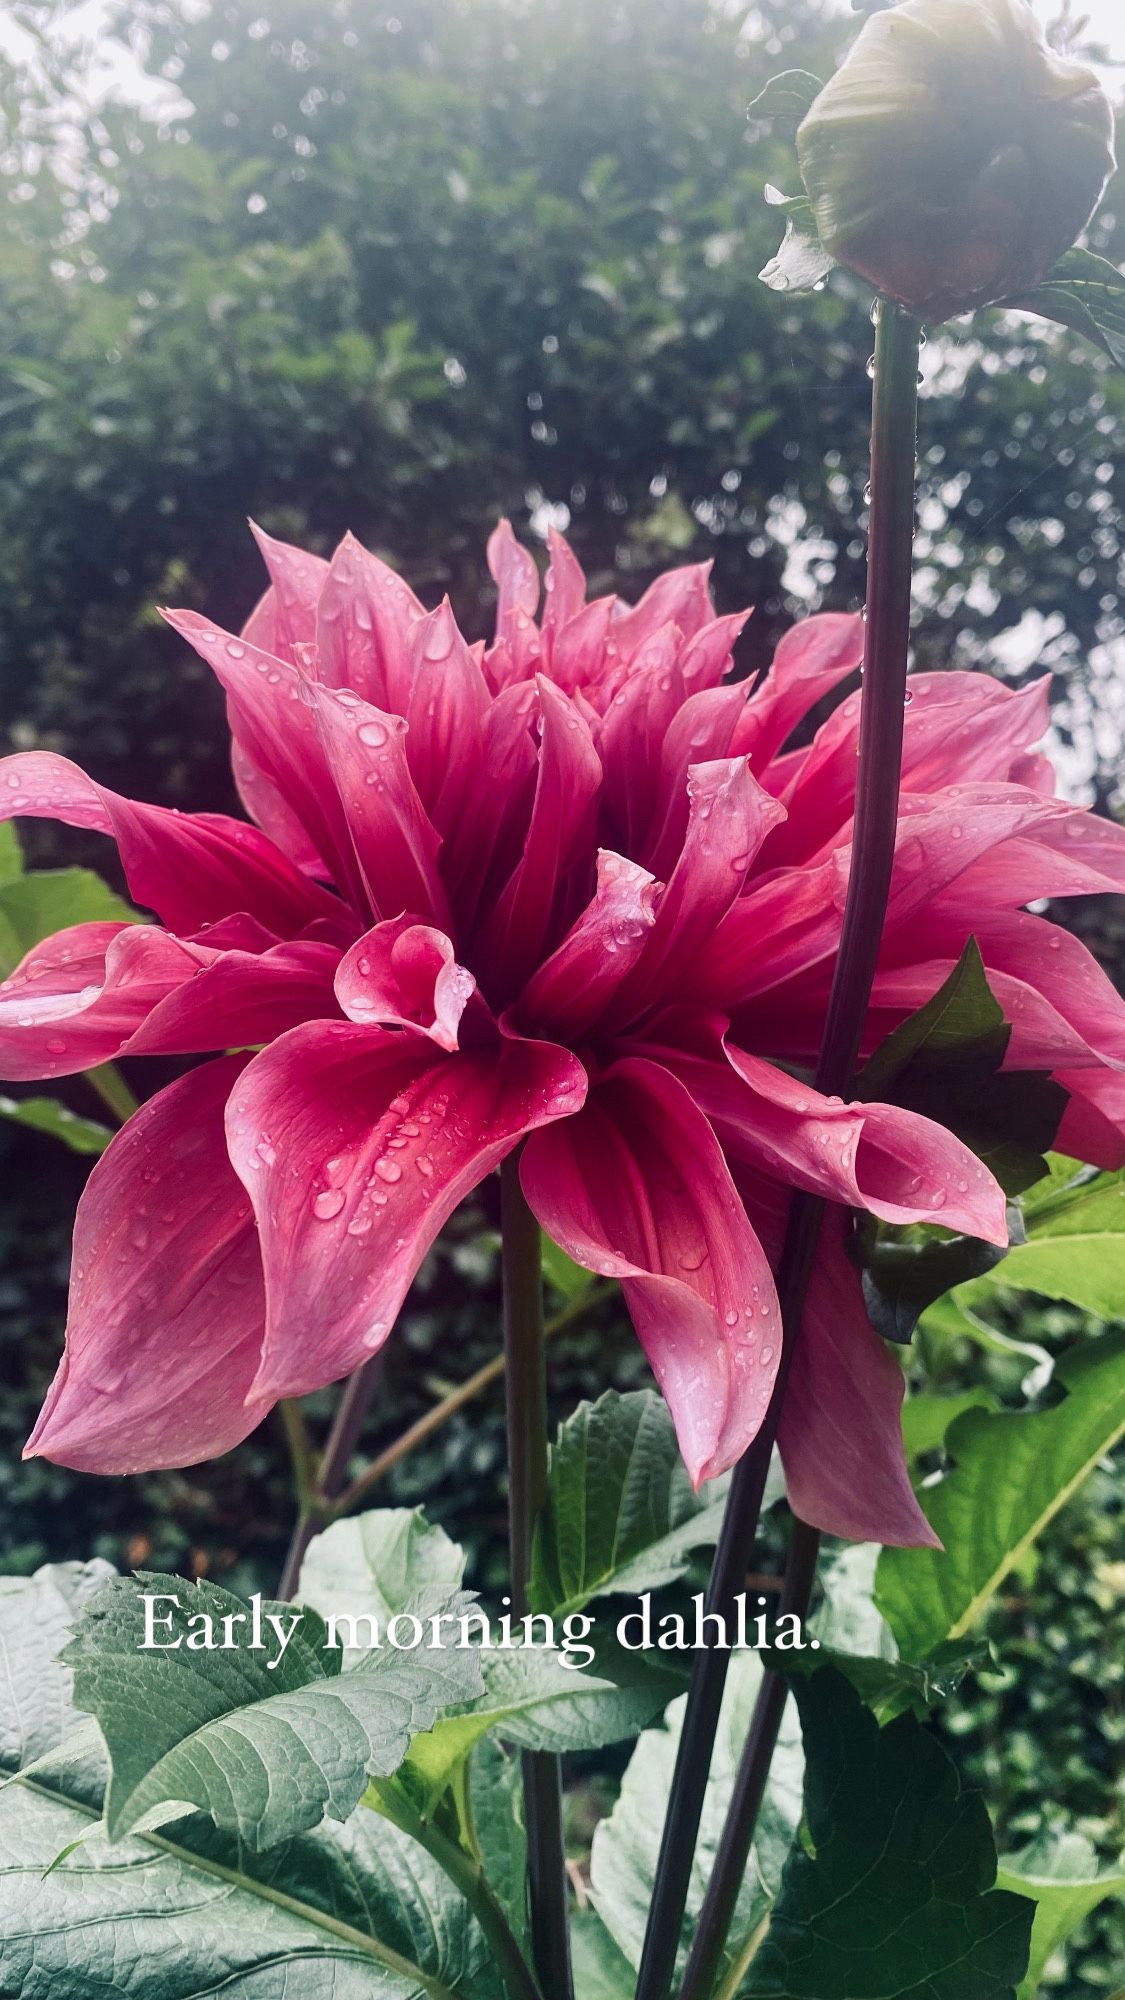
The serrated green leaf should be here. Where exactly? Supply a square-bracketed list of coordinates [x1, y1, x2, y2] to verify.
[0, 1560, 116, 1773]
[876, 1330, 1125, 1661]
[901, 1388, 998, 1461]
[467, 1737, 528, 1950]
[1002, 247, 1125, 367]
[742, 1670, 1033, 1998]
[748, 69, 824, 122]
[963, 1165, 1125, 1320]
[531, 1390, 728, 1619]
[62, 1570, 484, 1850]
[589, 1649, 803, 1981]
[298, 1509, 467, 1666]
[0, 1092, 112, 1154]
[4, 1743, 500, 1999]
[404, 1640, 679, 1806]
[800, 1544, 979, 1722]
[857, 939, 1066, 1195]
[996, 1832, 1125, 2000]
[917, 1291, 1053, 1395]
[0, 865, 143, 976]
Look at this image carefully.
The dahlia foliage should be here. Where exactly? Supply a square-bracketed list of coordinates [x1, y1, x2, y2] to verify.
[3, 525, 1123, 1545]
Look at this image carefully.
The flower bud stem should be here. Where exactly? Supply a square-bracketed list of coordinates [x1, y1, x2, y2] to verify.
[501, 1145, 573, 2000]
[634, 300, 922, 2000]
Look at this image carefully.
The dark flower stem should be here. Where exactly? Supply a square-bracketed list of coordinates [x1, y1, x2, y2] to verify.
[501, 1147, 575, 2000]
[276, 1351, 387, 1598]
[633, 299, 922, 2000]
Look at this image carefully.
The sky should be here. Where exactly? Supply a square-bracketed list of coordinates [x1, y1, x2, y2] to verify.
[1, 0, 1123, 103]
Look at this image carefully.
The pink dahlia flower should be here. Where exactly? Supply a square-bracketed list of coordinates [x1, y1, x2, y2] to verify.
[3, 523, 1124, 1545]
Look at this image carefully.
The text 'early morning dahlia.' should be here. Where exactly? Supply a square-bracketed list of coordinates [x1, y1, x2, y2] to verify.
[3, 522, 1124, 1546]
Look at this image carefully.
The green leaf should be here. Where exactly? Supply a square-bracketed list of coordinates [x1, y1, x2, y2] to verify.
[62, 1570, 484, 1850]
[589, 1649, 803, 1981]
[0, 1560, 116, 1772]
[0, 1092, 112, 1154]
[857, 939, 1066, 1196]
[742, 1670, 1034, 1998]
[298, 1509, 467, 1665]
[0, 865, 143, 976]
[747, 69, 824, 122]
[917, 1292, 1053, 1396]
[759, 218, 835, 295]
[467, 1737, 528, 1949]
[540, 1228, 597, 1300]
[901, 1388, 998, 1461]
[853, 1215, 1011, 1345]
[963, 1165, 1125, 1320]
[4, 1742, 501, 1999]
[1002, 248, 1125, 367]
[876, 1330, 1125, 1660]
[799, 1545, 980, 1722]
[531, 1389, 728, 1619]
[0, 820, 21, 887]
[996, 1832, 1125, 2000]
[0, 1561, 498, 1998]
[404, 1640, 679, 1807]
[571, 1909, 636, 1999]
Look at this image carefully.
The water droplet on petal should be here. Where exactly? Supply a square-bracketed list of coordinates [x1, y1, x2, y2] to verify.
[313, 1188, 346, 1220]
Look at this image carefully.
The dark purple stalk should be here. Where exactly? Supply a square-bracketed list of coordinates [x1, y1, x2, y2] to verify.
[501, 1147, 574, 2000]
[633, 298, 922, 2000]
[277, 1351, 388, 1599]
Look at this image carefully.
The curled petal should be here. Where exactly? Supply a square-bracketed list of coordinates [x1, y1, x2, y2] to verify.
[644, 683, 752, 876]
[226, 1022, 586, 1399]
[0, 751, 345, 939]
[487, 518, 541, 637]
[316, 530, 426, 714]
[26, 1056, 268, 1473]
[519, 850, 659, 1040]
[336, 919, 475, 1050]
[679, 609, 751, 691]
[721, 1045, 1008, 1243]
[127, 935, 343, 1055]
[539, 529, 588, 659]
[0, 923, 194, 1081]
[1055, 1069, 1125, 1169]
[521, 1057, 782, 1485]
[610, 561, 715, 661]
[550, 597, 616, 701]
[596, 626, 686, 853]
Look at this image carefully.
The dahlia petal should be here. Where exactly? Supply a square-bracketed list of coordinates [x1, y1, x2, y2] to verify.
[519, 849, 659, 1039]
[540, 529, 588, 656]
[231, 736, 325, 878]
[520, 1057, 782, 1486]
[732, 611, 864, 771]
[692, 861, 842, 1007]
[866, 959, 1120, 1074]
[244, 522, 328, 662]
[678, 608, 751, 691]
[608, 757, 786, 1019]
[549, 596, 617, 700]
[487, 518, 541, 635]
[126, 936, 343, 1055]
[0, 923, 194, 1080]
[654, 1032, 1007, 1244]
[335, 918, 475, 1050]
[405, 601, 490, 833]
[226, 1023, 586, 1398]
[1054, 1070, 1125, 1168]
[610, 561, 714, 660]
[316, 530, 426, 713]
[440, 682, 540, 921]
[596, 626, 686, 852]
[775, 1211, 938, 1546]
[25, 1055, 268, 1474]
[0, 750, 345, 939]
[937, 806, 1125, 905]
[765, 674, 1051, 868]
[476, 677, 602, 992]
[645, 683, 752, 876]
[904, 908, 1125, 1069]
[310, 685, 451, 928]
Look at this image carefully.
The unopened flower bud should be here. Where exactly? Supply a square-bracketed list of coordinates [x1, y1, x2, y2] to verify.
[796, 0, 1115, 322]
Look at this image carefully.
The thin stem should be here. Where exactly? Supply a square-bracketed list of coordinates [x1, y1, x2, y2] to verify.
[278, 1399, 317, 1510]
[501, 1148, 574, 2000]
[368, 1785, 543, 2000]
[633, 300, 921, 2000]
[277, 1352, 389, 1598]
[674, 1522, 822, 2000]
[330, 1285, 610, 1522]
[84, 1062, 138, 1123]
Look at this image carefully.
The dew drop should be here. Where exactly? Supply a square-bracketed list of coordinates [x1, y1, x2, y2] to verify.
[313, 1188, 346, 1220]
[865, 354, 877, 380]
[358, 719, 389, 748]
[225, 640, 246, 660]
[374, 1157, 403, 1184]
